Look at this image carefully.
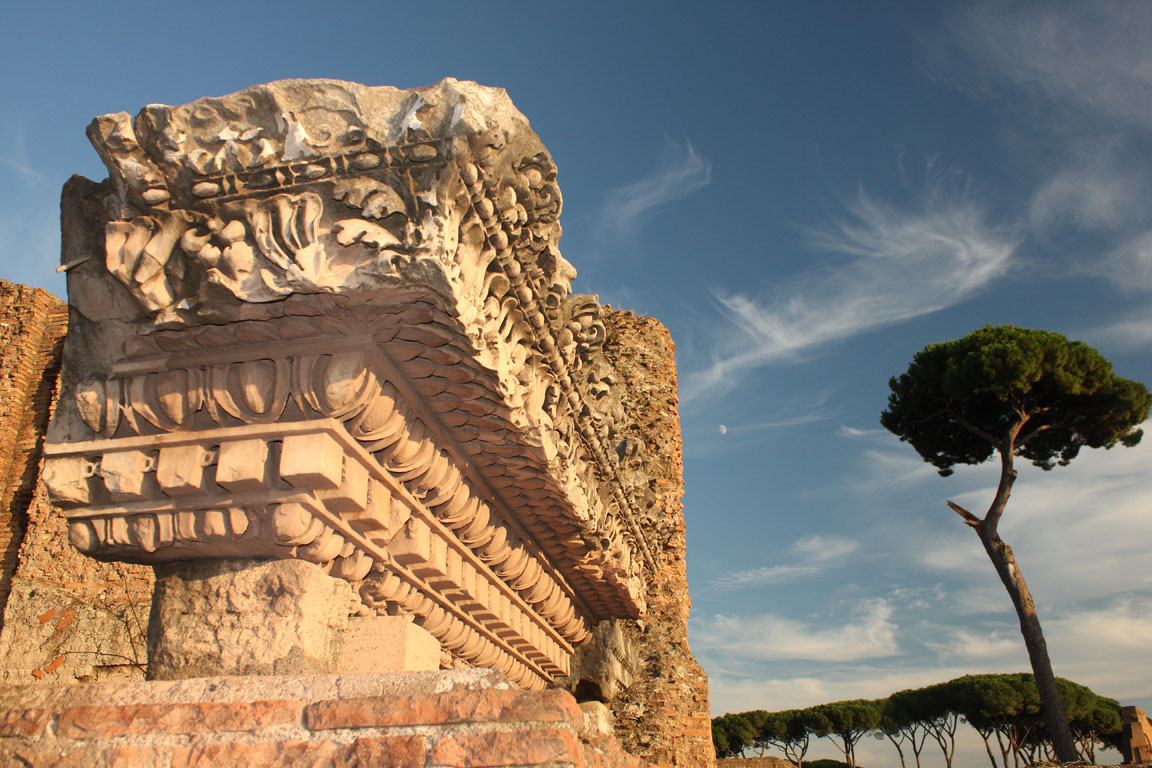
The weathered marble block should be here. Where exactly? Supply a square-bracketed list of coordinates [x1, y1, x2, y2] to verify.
[147, 558, 352, 679]
[44, 79, 671, 690]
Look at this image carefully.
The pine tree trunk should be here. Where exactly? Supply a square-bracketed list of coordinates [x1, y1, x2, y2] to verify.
[885, 732, 908, 768]
[977, 528, 1081, 763]
[978, 730, 1000, 768]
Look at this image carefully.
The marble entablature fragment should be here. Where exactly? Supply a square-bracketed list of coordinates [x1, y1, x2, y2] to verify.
[44, 79, 667, 689]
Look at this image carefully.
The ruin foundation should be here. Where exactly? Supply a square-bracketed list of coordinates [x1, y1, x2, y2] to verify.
[0, 670, 643, 767]
[0, 77, 712, 767]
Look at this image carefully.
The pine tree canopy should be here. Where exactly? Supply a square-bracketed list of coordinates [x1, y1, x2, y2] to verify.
[881, 325, 1151, 475]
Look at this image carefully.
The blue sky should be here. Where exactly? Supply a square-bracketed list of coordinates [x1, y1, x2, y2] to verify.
[3, 2, 1151, 764]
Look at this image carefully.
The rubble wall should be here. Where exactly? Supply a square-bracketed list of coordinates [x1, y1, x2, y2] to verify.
[0, 281, 153, 684]
[0, 281, 68, 625]
[0, 670, 644, 768]
[603, 310, 713, 768]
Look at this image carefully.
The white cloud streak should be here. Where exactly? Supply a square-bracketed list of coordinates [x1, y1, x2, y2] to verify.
[693, 599, 899, 664]
[791, 534, 858, 562]
[1091, 230, 1152, 293]
[709, 535, 859, 590]
[1088, 305, 1152, 350]
[0, 156, 50, 183]
[597, 138, 711, 239]
[951, 3, 1152, 132]
[709, 563, 822, 589]
[860, 447, 941, 489]
[945, 2, 1152, 344]
[690, 392, 842, 457]
[683, 183, 1016, 401]
[718, 411, 835, 435]
[924, 628, 1026, 663]
[1029, 151, 1147, 233]
[836, 425, 882, 438]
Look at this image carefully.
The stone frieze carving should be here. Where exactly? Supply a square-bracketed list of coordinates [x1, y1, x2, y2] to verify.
[49, 78, 670, 689]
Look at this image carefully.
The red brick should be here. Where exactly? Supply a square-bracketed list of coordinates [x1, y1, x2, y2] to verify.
[428, 726, 582, 767]
[305, 688, 582, 732]
[170, 735, 426, 768]
[0, 743, 165, 768]
[58, 700, 303, 739]
[0, 707, 50, 737]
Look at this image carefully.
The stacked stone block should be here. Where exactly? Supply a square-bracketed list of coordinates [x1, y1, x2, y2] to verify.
[0, 671, 644, 768]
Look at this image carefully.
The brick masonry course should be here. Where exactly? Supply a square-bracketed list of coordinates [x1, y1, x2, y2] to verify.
[0, 671, 646, 768]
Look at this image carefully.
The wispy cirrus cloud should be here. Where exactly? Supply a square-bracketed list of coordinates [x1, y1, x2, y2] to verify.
[0, 156, 49, 183]
[949, 3, 1152, 132]
[1028, 148, 1148, 234]
[710, 562, 822, 589]
[791, 534, 858, 562]
[924, 627, 1025, 663]
[860, 447, 941, 490]
[709, 534, 859, 590]
[683, 179, 1017, 401]
[1088, 230, 1152, 294]
[713, 390, 839, 440]
[717, 411, 833, 436]
[692, 598, 899, 663]
[596, 138, 711, 240]
[940, 4, 1152, 339]
[1087, 305, 1152, 350]
[836, 424, 887, 439]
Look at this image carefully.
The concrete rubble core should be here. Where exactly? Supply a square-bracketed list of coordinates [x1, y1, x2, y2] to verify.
[0, 280, 154, 685]
[0, 78, 712, 767]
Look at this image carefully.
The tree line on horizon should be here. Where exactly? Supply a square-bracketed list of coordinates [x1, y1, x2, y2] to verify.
[711, 673, 1126, 768]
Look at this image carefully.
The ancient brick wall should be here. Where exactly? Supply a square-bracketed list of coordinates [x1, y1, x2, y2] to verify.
[603, 310, 713, 768]
[0, 281, 153, 683]
[0, 670, 644, 768]
[0, 281, 68, 627]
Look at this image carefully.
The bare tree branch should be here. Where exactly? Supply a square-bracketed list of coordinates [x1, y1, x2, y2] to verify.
[946, 500, 982, 528]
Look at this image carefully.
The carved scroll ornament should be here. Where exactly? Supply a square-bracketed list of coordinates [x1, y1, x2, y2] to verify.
[50, 79, 667, 689]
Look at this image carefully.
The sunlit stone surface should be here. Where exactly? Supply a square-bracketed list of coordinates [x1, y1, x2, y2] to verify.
[44, 79, 672, 690]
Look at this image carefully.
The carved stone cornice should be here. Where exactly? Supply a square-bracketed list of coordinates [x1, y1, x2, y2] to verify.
[49, 79, 668, 688]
